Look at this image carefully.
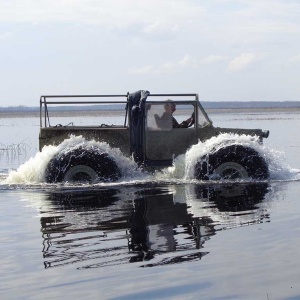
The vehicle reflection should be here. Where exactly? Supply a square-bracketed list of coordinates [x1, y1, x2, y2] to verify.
[40, 182, 270, 269]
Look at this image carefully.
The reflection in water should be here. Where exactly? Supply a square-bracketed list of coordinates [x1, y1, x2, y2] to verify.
[40, 183, 269, 269]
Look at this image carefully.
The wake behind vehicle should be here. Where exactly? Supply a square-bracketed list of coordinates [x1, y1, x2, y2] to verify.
[39, 90, 270, 183]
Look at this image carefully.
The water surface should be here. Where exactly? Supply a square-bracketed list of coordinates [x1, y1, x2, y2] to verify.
[1, 110, 300, 299]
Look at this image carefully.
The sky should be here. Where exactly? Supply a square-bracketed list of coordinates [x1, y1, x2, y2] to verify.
[0, 0, 300, 106]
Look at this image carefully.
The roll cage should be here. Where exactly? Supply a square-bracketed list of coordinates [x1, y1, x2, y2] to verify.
[39, 91, 212, 129]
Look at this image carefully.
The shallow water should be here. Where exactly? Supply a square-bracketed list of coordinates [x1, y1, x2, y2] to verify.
[1, 110, 300, 299]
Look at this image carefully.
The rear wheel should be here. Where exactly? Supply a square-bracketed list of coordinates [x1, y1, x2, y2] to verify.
[45, 145, 121, 183]
[195, 145, 269, 180]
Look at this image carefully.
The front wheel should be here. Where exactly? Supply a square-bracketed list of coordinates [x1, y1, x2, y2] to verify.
[45, 145, 121, 184]
[194, 145, 269, 180]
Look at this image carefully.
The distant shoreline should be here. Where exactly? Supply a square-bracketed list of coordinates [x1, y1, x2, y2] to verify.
[1, 106, 300, 118]
[207, 107, 300, 114]
[1, 100, 300, 114]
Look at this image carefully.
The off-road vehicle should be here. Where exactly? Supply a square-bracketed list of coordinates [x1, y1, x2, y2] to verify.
[39, 90, 269, 183]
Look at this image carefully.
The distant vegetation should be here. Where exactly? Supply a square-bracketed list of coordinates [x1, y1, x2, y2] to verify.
[1, 101, 300, 112]
[0, 105, 39, 112]
[203, 101, 300, 109]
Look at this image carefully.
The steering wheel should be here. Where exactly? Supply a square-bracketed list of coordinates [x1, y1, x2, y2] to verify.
[187, 112, 195, 127]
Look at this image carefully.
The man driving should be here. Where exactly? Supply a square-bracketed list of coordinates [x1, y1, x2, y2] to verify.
[161, 101, 194, 128]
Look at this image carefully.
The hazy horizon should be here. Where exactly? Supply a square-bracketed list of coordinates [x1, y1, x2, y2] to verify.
[1, 100, 300, 112]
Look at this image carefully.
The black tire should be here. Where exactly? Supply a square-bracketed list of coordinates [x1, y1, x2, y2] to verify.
[194, 145, 269, 180]
[45, 145, 121, 183]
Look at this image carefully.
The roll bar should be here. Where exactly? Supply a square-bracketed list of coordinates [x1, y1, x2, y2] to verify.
[39, 92, 202, 128]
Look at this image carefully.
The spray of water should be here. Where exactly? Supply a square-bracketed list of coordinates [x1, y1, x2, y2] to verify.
[4, 135, 143, 184]
[158, 133, 299, 181]
[3, 133, 299, 185]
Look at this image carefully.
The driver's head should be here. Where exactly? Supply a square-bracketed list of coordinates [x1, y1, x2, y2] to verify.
[164, 101, 176, 113]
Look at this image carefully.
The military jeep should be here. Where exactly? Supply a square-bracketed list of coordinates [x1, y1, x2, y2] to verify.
[39, 90, 269, 183]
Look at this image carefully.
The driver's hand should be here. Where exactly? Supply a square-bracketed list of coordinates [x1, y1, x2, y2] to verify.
[188, 113, 195, 126]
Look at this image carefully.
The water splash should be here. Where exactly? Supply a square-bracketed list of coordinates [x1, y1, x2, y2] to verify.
[2, 133, 299, 186]
[158, 133, 299, 181]
[4, 136, 143, 184]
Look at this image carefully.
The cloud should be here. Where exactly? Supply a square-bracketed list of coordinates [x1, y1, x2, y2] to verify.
[227, 53, 258, 72]
[128, 54, 227, 75]
[142, 21, 178, 36]
[128, 65, 155, 75]
[201, 55, 227, 65]
[0, 0, 208, 44]
[235, 0, 300, 19]
[1, 1, 299, 48]
[0, 0, 206, 26]
[128, 55, 188, 75]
